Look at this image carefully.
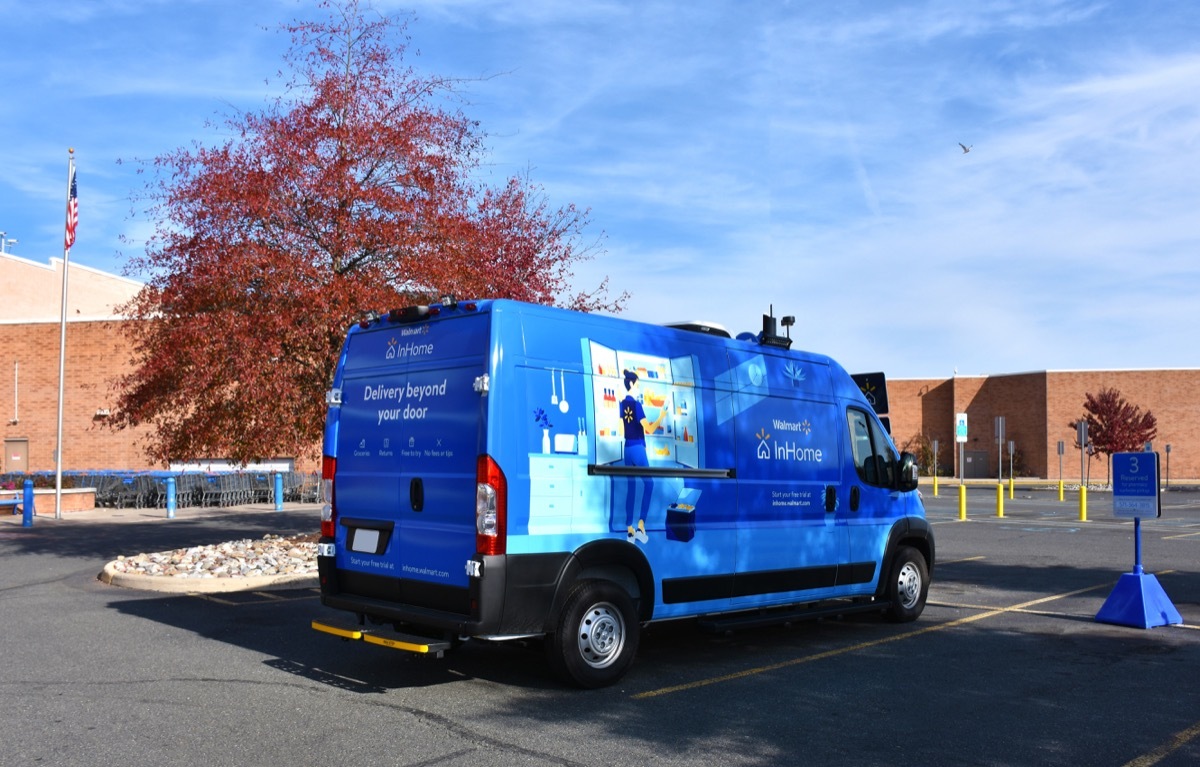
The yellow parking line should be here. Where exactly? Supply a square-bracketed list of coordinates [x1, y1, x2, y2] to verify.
[929, 600, 1080, 619]
[632, 582, 1111, 700]
[938, 555, 986, 565]
[1162, 531, 1200, 540]
[1122, 719, 1200, 767]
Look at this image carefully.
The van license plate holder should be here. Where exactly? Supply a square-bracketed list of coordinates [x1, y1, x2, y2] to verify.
[350, 528, 381, 554]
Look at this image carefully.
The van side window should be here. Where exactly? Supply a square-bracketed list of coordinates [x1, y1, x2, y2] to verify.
[847, 408, 896, 487]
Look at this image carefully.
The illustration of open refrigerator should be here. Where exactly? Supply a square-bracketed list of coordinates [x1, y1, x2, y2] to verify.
[585, 341, 702, 468]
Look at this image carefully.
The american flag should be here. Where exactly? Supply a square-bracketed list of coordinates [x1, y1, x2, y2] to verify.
[64, 164, 78, 249]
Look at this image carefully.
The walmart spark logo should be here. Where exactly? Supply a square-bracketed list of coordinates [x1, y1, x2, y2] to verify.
[755, 428, 771, 459]
[859, 380, 878, 407]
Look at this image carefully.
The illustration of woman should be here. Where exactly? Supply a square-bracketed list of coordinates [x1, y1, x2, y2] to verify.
[621, 369, 667, 543]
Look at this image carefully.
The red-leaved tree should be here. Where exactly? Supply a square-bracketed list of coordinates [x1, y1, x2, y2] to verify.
[112, 0, 625, 465]
[1068, 387, 1158, 485]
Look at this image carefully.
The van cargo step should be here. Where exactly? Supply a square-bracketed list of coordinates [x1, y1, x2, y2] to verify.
[697, 599, 886, 632]
[312, 618, 453, 657]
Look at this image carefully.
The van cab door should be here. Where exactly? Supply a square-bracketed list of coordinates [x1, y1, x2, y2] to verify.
[731, 387, 848, 610]
[842, 407, 902, 592]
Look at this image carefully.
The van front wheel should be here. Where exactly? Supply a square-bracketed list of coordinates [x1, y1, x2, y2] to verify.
[885, 546, 929, 622]
[546, 579, 639, 688]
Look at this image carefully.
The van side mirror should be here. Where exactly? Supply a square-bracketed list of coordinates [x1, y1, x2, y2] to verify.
[896, 452, 919, 492]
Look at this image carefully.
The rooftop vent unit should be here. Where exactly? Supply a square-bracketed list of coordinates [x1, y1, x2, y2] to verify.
[663, 321, 732, 339]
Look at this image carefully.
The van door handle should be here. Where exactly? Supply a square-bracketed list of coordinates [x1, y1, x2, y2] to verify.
[410, 478, 424, 512]
[825, 485, 837, 512]
[849, 486, 861, 512]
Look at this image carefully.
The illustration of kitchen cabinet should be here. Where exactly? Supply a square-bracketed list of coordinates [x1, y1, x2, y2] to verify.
[585, 341, 702, 468]
[527, 454, 609, 535]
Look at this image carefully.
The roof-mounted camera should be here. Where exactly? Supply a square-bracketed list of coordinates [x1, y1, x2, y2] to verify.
[759, 307, 794, 349]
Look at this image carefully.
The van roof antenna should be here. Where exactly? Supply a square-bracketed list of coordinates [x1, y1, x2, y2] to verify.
[760, 305, 793, 349]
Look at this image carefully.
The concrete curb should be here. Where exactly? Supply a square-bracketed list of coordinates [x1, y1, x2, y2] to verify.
[99, 560, 318, 594]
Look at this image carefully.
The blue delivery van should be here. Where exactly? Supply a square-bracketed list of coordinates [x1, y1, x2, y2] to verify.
[312, 298, 933, 687]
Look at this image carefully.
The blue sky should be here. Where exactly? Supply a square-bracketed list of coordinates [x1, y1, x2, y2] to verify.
[3, 0, 1199, 379]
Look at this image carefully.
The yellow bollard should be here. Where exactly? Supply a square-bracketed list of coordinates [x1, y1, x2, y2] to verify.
[996, 483, 1004, 517]
[958, 484, 967, 520]
[1078, 485, 1087, 521]
[933, 474, 939, 497]
[1058, 480, 1064, 502]
[1008, 477, 1014, 500]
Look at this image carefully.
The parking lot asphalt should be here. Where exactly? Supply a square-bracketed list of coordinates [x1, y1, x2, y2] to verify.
[1, 489, 1198, 766]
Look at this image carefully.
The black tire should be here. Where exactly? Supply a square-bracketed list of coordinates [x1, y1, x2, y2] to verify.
[545, 579, 639, 688]
[884, 545, 929, 623]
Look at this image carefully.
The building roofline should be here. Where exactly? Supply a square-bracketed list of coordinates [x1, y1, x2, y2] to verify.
[1, 251, 144, 288]
[0, 316, 135, 326]
[891, 367, 1200, 382]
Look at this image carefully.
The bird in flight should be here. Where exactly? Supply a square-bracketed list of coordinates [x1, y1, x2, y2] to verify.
[959, 143, 972, 154]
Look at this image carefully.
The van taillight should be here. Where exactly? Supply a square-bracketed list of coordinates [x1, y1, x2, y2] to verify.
[475, 455, 507, 556]
[320, 455, 337, 538]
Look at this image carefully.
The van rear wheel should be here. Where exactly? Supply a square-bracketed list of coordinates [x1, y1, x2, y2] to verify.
[546, 579, 639, 688]
[885, 546, 928, 622]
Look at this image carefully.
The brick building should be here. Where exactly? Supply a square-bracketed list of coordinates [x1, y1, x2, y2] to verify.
[887, 371, 1200, 483]
[1, 253, 148, 472]
[3, 252, 1197, 479]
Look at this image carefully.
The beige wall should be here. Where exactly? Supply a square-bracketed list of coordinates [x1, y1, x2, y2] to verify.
[0, 253, 142, 322]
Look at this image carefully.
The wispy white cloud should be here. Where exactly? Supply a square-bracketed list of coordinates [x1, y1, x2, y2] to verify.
[2, 0, 1197, 376]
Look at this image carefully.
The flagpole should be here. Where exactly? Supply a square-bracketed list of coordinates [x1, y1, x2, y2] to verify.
[54, 148, 75, 520]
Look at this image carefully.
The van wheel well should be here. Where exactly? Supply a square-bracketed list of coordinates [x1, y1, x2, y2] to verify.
[875, 520, 935, 603]
[545, 540, 654, 632]
[577, 564, 641, 604]
[901, 537, 933, 577]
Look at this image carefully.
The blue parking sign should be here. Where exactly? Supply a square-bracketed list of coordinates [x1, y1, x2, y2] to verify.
[1111, 452, 1160, 519]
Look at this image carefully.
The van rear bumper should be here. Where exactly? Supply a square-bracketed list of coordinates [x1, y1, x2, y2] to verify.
[317, 548, 570, 637]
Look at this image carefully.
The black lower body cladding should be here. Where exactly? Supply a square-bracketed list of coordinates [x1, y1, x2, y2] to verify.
[317, 547, 572, 636]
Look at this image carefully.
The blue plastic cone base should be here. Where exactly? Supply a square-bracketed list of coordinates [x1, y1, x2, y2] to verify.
[1095, 572, 1182, 629]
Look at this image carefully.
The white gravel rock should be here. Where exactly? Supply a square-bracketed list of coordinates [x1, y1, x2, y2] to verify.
[109, 533, 318, 579]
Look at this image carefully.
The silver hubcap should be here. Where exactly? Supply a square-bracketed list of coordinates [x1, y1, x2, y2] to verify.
[896, 561, 922, 609]
[576, 602, 625, 669]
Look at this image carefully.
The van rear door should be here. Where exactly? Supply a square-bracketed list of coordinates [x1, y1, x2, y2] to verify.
[333, 313, 490, 601]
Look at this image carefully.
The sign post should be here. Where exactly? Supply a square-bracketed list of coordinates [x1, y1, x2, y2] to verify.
[1077, 421, 1088, 486]
[926, 436, 936, 499]
[1007, 439, 1015, 499]
[1165, 444, 1171, 489]
[955, 413, 968, 481]
[1095, 452, 1181, 629]
[1057, 440, 1065, 501]
[955, 413, 968, 520]
[994, 416, 1005, 481]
